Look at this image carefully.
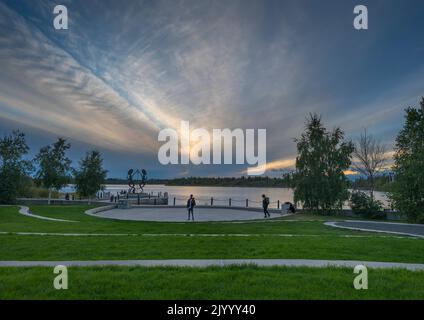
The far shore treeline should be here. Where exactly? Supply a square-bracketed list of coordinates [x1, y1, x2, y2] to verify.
[106, 175, 391, 191]
[0, 98, 423, 222]
[108, 176, 292, 188]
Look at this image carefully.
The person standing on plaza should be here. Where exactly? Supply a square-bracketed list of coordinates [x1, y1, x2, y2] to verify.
[187, 194, 196, 221]
[262, 194, 270, 218]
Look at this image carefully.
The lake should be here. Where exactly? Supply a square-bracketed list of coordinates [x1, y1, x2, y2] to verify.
[64, 184, 390, 209]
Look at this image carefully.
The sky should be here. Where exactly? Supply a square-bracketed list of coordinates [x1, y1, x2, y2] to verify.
[0, 0, 423, 179]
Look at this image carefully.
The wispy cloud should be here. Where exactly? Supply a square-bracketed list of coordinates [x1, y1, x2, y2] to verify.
[0, 0, 423, 177]
[0, 1, 159, 153]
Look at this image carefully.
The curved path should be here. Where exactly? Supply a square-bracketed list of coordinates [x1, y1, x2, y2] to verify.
[1, 259, 424, 270]
[92, 206, 283, 222]
[0, 230, 412, 238]
[18, 206, 78, 223]
[325, 220, 424, 238]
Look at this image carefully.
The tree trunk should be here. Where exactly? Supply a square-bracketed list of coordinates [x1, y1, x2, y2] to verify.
[48, 188, 52, 205]
[369, 174, 374, 202]
[88, 196, 91, 205]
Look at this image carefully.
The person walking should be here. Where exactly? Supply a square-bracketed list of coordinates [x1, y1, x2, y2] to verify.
[262, 194, 270, 218]
[187, 194, 196, 221]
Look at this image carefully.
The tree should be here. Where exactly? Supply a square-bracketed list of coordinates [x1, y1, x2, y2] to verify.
[74, 150, 108, 204]
[353, 129, 388, 201]
[0, 131, 33, 204]
[34, 138, 72, 205]
[389, 98, 424, 223]
[293, 114, 354, 213]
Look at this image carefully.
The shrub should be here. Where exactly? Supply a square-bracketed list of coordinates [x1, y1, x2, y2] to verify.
[350, 191, 385, 219]
[19, 186, 60, 199]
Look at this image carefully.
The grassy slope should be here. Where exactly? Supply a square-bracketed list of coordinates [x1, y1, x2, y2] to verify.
[0, 205, 398, 234]
[2, 205, 424, 300]
[1, 265, 424, 299]
[0, 206, 423, 262]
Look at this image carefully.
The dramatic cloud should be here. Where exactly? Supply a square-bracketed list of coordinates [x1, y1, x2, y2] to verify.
[0, 0, 423, 177]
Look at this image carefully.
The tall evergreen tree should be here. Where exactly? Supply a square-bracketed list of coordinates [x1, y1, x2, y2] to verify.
[0, 131, 32, 204]
[293, 114, 354, 213]
[74, 150, 107, 204]
[34, 138, 72, 204]
[389, 98, 424, 223]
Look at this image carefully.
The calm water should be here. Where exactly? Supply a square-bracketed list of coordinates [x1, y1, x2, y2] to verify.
[65, 184, 389, 209]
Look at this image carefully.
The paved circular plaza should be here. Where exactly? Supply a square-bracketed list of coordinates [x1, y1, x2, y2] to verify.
[93, 207, 282, 222]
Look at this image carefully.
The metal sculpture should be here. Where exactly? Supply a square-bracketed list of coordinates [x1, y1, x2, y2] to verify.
[127, 168, 148, 193]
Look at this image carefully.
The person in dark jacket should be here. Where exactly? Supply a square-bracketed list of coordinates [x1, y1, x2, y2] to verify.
[187, 194, 196, 221]
[262, 194, 270, 218]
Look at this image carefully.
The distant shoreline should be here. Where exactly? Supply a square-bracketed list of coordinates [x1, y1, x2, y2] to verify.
[103, 182, 388, 192]
[104, 178, 389, 192]
[105, 177, 292, 189]
[105, 183, 291, 189]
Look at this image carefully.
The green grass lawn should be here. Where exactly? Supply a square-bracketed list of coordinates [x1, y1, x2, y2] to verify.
[0, 205, 375, 235]
[1, 205, 424, 299]
[0, 205, 423, 262]
[1, 265, 424, 299]
[2, 233, 424, 262]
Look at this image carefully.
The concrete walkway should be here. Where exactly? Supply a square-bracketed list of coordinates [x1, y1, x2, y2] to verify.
[0, 231, 410, 239]
[18, 206, 78, 223]
[1, 259, 424, 270]
[325, 220, 424, 238]
[0, 230, 414, 239]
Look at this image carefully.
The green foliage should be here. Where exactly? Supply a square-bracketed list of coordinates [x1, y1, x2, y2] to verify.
[34, 138, 72, 203]
[19, 185, 61, 199]
[293, 114, 354, 213]
[350, 190, 385, 219]
[28, 187, 60, 199]
[74, 150, 107, 200]
[0, 130, 33, 204]
[389, 98, 424, 223]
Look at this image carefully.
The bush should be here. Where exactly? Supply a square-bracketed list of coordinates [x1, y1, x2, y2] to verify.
[19, 185, 60, 199]
[350, 191, 386, 219]
[31, 187, 60, 199]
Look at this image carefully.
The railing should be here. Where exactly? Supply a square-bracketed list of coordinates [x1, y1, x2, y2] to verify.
[102, 190, 288, 209]
[169, 196, 284, 209]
